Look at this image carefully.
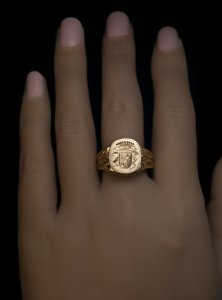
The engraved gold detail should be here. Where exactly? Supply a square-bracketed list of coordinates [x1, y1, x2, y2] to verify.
[96, 138, 154, 176]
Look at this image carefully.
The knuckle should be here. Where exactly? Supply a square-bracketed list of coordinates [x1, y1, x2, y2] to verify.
[109, 50, 132, 65]
[108, 93, 139, 118]
[162, 232, 185, 254]
[158, 202, 190, 253]
[165, 217, 196, 255]
[57, 63, 85, 78]
[162, 99, 195, 122]
[20, 113, 47, 128]
[56, 52, 86, 77]
[21, 154, 51, 175]
[155, 55, 186, 74]
[57, 115, 88, 138]
[105, 40, 134, 62]
[162, 222, 187, 254]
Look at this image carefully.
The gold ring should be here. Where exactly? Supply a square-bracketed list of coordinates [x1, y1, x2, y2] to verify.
[96, 138, 154, 176]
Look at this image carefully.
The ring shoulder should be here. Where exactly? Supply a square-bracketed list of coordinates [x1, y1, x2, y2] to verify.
[96, 147, 110, 171]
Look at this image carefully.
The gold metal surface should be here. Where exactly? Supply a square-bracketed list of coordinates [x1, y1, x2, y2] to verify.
[96, 138, 154, 176]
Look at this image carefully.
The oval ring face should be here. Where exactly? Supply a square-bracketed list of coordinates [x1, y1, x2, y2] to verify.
[109, 138, 141, 174]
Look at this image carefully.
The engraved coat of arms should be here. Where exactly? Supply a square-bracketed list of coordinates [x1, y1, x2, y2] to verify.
[111, 141, 138, 170]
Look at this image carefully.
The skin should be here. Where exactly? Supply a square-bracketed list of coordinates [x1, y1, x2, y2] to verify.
[18, 12, 222, 300]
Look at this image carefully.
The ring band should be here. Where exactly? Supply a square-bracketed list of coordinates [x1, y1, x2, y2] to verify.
[96, 138, 154, 176]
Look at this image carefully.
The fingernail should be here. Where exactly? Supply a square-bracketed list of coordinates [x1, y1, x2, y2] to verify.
[59, 17, 83, 47]
[157, 27, 180, 51]
[26, 71, 44, 98]
[106, 11, 129, 37]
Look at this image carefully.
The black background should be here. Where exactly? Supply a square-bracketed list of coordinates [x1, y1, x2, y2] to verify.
[8, 1, 222, 298]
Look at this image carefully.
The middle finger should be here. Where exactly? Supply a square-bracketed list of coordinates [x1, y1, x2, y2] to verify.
[54, 18, 99, 208]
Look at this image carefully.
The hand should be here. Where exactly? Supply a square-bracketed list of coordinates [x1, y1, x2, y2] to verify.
[18, 12, 222, 300]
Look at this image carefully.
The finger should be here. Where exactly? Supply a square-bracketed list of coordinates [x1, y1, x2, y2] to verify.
[151, 27, 198, 187]
[207, 158, 222, 276]
[54, 18, 99, 208]
[19, 72, 56, 228]
[101, 12, 146, 184]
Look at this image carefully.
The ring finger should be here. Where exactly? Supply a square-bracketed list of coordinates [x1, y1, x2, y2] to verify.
[101, 12, 147, 185]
